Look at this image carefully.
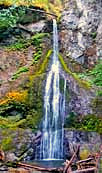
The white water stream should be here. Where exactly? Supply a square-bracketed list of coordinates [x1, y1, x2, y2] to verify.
[40, 19, 66, 159]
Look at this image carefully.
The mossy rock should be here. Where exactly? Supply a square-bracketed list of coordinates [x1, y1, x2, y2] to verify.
[80, 148, 91, 160]
[58, 54, 91, 90]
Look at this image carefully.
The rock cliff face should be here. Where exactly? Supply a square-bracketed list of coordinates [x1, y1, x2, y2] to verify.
[59, 0, 102, 117]
[64, 130, 102, 159]
[60, 0, 102, 68]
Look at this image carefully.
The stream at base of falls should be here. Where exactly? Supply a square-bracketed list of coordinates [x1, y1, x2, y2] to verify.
[29, 160, 64, 168]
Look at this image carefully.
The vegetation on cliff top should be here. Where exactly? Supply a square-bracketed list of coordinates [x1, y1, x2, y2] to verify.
[0, 0, 62, 18]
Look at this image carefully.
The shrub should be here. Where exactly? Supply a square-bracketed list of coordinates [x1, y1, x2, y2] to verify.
[0, 6, 26, 32]
[64, 114, 102, 134]
[89, 61, 102, 86]
[12, 66, 29, 80]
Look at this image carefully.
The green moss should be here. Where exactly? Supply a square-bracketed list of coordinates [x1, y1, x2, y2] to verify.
[77, 61, 102, 87]
[1, 136, 13, 151]
[90, 32, 97, 39]
[30, 49, 52, 80]
[80, 148, 91, 160]
[33, 49, 42, 63]
[58, 54, 91, 89]
[65, 113, 102, 134]
[96, 90, 102, 96]
[5, 38, 30, 51]
[26, 50, 52, 130]
[38, 49, 52, 74]
[31, 33, 50, 64]
[89, 61, 102, 86]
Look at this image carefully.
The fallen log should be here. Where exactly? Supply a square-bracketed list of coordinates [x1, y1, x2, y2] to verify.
[0, 149, 5, 161]
[27, 8, 57, 18]
[63, 145, 80, 173]
[17, 162, 63, 172]
[73, 167, 97, 173]
[76, 158, 96, 170]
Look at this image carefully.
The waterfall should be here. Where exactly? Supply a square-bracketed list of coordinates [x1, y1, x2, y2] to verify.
[40, 19, 66, 160]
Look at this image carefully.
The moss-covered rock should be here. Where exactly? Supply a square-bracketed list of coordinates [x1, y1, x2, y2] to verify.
[58, 53, 92, 89]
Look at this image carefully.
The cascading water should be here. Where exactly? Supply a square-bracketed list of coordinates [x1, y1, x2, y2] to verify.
[40, 19, 66, 160]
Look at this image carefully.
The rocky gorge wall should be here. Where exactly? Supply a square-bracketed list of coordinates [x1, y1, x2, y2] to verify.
[60, 0, 102, 68]
[59, 0, 102, 119]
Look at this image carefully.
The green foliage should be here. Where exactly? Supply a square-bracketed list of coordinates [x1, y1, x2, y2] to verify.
[33, 48, 42, 63]
[0, 6, 26, 32]
[31, 33, 49, 46]
[0, 49, 52, 132]
[26, 111, 41, 130]
[0, 0, 62, 17]
[96, 90, 102, 96]
[12, 66, 29, 80]
[78, 61, 102, 87]
[64, 112, 77, 128]
[32, 36, 51, 64]
[32, 33, 50, 63]
[7, 39, 30, 50]
[0, 101, 27, 118]
[6, 33, 50, 64]
[90, 32, 97, 39]
[89, 61, 102, 86]
[81, 115, 102, 134]
[65, 113, 102, 134]
[36, 49, 52, 74]
[1, 134, 13, 151]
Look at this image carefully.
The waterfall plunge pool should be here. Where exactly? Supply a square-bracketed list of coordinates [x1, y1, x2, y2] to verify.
[28, 159, 64, 168]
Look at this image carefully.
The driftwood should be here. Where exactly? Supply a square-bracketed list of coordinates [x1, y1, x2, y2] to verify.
[5, 144, 102, 173]
[76, 150, 102, 173]
[63, 160, 72, 173]
[27, 8, 57, 18]
[76, 158, 96, 170]
[0, 149, 5, 161]
[63, 145, 80, 173]
[17, 162, 63, 172]
[73, 167, 97, 173]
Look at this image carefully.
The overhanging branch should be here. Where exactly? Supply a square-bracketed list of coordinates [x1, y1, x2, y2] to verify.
[27, 7, 57, 18]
